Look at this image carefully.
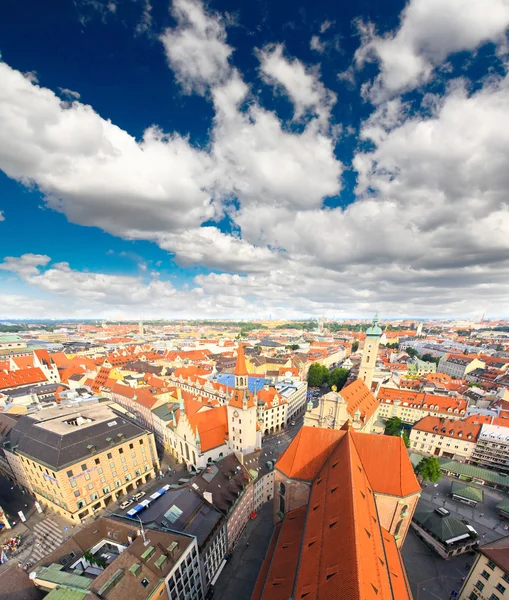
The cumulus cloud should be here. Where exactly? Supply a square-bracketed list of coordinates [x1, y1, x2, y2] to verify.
[310, 35, 326, 53]
[258, 43, 336, 124]
[355, 0, 509, 102]
[1, 0, 509, 318]
[160, 0, 233, 94]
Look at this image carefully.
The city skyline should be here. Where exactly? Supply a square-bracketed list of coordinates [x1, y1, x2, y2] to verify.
[1, 0, 509, 319]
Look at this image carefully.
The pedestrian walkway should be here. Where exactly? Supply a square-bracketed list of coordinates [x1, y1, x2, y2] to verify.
[30, 518, 64, 563]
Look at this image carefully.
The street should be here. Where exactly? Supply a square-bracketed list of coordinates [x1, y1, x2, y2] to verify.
[401, 474, 509, 600]
[0, 477, 34, 526]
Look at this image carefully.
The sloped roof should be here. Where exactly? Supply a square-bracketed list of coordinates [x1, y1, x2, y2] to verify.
[0, 367, 47, 390]
[413, 416, 481, 442]
[450, 481, 484, 502]
[351, 431, 421, 497]
[235, 344, 248, 376]
[341, 378, 379, 423]
[275, 427, 344, 481]
[480, 536, 509, 573]
[412, 507, 471, 543]
[187, 405, 228, 452]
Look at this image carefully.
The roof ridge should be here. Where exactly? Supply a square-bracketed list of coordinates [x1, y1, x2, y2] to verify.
[259, 514, 284, 599]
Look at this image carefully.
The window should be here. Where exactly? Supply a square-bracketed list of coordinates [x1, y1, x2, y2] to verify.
[496, 583, 506, 594]
[71, 480, 77, 488]
[119, 448, 124, 454]
[476, 581, 485, 592]
[88, 483, 93, 490]
[109, 461, 115, 468]
[489, 595, 500, 600]
[95, 458, 100, 465]
[85, 473, 91, 481]
[468, 592, 478, 600]
[139, 439, 143, 445]
[394, 520, 404, 537]
[482, 570, 491, 581]
[107, 453, 112, 459]
[129, 443, 134, 449]
[81, 464, 87, 471]
[131, 452, 136, 458]
[74, 490, 80, 497]
[67, 470, 73, 477]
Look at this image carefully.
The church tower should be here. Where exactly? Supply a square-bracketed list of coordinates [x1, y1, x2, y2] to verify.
[358, 314, 382, 391]
[227, 344, 258, 454]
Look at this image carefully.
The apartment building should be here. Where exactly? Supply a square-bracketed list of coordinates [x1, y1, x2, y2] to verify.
[377, 387, 467, 424]
[410, 416, 481, 460]
[274, 378, 307, 424]
[30, 516, 204, 600]
[438, 354, 485, 379]
[459, 536, 509, 600]
[471, 424, 509, 473]
[2, 404, 159, 522]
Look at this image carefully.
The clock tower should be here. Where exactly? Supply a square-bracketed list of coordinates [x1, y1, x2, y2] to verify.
[358, 314, 382, 391]
[227, 344, 259, 454]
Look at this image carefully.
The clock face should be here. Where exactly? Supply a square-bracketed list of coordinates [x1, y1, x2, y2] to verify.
[233, 411, 239, 417]
[368, 344, 373, 349]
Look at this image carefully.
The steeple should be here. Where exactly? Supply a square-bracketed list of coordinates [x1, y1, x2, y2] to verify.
[234, 344, 248, 390]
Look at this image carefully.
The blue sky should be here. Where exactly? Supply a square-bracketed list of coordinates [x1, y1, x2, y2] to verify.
[1, 0, 509, 320]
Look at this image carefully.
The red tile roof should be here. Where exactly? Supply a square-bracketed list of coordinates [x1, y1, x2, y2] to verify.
[187, 405, 228, 452]
[235, 344, 248, 376]
[256, 428, 414, 600]
[377, 387, 467, 415]
[276, 427, 344, 481]
[341, 379, 379, 424]
[0, 367, 47, 390]
[413, 415, 481, 442]
[351, 430, 421, 497]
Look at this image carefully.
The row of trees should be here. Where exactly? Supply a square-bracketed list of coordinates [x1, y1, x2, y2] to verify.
[307, 364, 349, 390]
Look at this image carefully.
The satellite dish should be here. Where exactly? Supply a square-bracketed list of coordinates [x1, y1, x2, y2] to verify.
[29, 572, 37, 580]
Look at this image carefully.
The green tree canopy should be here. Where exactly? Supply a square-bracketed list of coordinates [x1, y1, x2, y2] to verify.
[415, 456, 442, 483]
[307, 363, 330, 387]
[406, 347, 419, 358]
[402, 432, 410, 448]
[351, 341, 359, 353]
[384, 417, 404, 436]
[329, 368, 349, 391]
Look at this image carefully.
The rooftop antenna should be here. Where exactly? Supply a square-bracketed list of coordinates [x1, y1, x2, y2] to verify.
[138, 517, 149, 546]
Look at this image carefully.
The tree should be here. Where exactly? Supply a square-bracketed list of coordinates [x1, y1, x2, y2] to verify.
[415, 456, 442, 483]
[384, 417, 404, 436]
[285, 344, 300, 351]
[421, 353, 435, 362]
[307, 363, 329, 387]
[351, 341, 359, 353]
[329, 368, 349, 391]
[402, 432, 410, 448]
[406, 347, 419, 358]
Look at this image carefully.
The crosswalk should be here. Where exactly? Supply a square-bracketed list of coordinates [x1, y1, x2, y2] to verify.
[30, 518, 65, 563]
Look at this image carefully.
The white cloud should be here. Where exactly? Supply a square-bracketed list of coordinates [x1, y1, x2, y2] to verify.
[0, 210, 4, 222]
[59, 87, 81, 100]
[2, 0, 509, 318]
[320, 20, 333, 34]
[135, 0, 153, 36]
[355, 0, 509, 102]
[160, 0, 233, 95]
[23, 71, 38, 84]
[310, 35, 326, 53]
[258, 43, 336, 124]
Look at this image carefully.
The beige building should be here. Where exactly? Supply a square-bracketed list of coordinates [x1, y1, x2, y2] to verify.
[377, 387, 468, 425]
[459, 536, 509, 600]
[410, 416, 481, 460]
[304, 378, 382, 434]
[2, 404, 159, 522]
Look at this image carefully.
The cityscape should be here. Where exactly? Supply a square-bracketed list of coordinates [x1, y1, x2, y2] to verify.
[2, 0, 509, 599]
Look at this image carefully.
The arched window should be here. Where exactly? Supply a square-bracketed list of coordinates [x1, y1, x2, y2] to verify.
[279, 482, 286, 496]
[395, 519, 404, 537]
[279, 494, 285, 514]
[366, 355, 370, 363]
[400, 504, 408, 516]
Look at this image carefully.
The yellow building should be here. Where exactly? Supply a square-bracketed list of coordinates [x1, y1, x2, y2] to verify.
[459, 536, 509, 600]
[3, 404, 159, 522]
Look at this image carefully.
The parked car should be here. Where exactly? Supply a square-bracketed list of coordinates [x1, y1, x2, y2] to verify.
[290, 421, 295, 426]
[119, 500, 133, 510]
[133, 491, 146, 501]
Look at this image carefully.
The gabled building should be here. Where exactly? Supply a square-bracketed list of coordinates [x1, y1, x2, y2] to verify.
[252, 425, 421, 600]
[409, 416, 481, 460]
[304, 378, 382, 433]
[459, 535, 509, 600]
